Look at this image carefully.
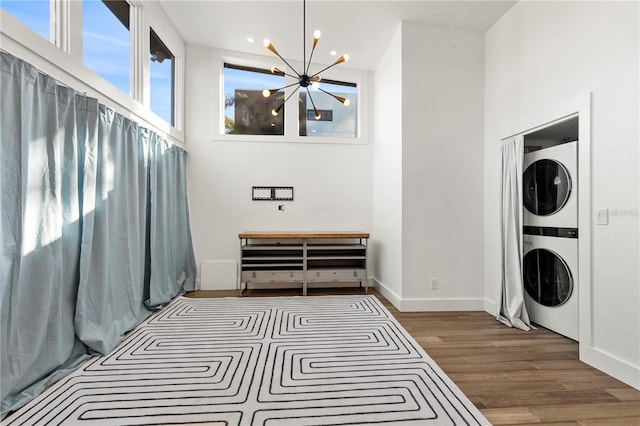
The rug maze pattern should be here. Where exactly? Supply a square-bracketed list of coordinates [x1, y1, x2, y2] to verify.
[4, 296, 488, 425]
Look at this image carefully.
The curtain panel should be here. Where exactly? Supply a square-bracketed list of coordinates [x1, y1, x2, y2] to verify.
[497, 136, 532, 331]
[74, 105, 152, 355]
[0, 53, 92, 415]
[0, 52, 196, 416]
[147, 134, 196, 308]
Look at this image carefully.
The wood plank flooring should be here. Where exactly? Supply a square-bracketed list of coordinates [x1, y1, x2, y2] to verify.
[186, 287, 640, 425]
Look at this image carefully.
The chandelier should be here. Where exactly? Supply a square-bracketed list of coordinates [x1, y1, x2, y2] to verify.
[262, 0, 350, 120]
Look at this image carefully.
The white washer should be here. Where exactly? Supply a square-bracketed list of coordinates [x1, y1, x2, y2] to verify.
[523, 141, 577, 228]
[523, 228, 579, 341]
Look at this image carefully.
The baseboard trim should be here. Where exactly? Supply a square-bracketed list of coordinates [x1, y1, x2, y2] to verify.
[400, 297, 485, 312]
[580, 344, 640, 390]
[371, 277, 402, 310]
[370, 278, 485, 312]
[483, 298, 498, 317]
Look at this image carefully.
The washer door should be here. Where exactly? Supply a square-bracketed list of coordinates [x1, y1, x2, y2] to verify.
[524, 248, 573, 307]
[523, 159, 572, 216]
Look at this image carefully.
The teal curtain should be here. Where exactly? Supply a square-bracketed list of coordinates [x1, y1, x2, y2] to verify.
[147, 134, 196, 307]
[74, 106, 152, 355]
[0, 52, 196, 416]
[1, 52, 91, 416]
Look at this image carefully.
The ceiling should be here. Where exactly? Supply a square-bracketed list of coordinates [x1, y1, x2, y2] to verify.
[158, 1, 516, 70]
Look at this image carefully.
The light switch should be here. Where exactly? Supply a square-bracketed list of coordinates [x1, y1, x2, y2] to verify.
[596, 208, 609, 225]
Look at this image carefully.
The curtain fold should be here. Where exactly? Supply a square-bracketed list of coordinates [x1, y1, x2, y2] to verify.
[1, 52, 197, 416]
[497, 136, 532, 331]
[74, 105, 152, 355]
[147, 134, 196, 308]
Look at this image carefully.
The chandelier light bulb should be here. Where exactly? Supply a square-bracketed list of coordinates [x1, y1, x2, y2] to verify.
[333, 55, 348, 65]
[272, 102, 285, 116]
[332, 95, 350, 106]
[311, 82, 320, 90]
[263, 39, 280, 55]
[311, 30, 321, 50]
[270, 66, 281, 74]
[315, 111, 321, 120]
[262, 89, 270, 97]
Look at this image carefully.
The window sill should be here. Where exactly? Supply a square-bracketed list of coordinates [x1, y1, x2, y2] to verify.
[211, 134, 368, 145]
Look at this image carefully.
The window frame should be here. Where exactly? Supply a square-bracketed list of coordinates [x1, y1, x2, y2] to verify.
[82, 0, 132, 97]
[0, 0, 185, 137]
[298, 77, 358, 138]
[222, 62, 286, 136]
[216, 53, 368, 145]
[148, 23, 179, 128]
[0, 0, 53, 43]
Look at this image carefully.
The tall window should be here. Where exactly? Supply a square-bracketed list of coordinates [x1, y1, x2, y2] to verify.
[150, 28, 175, 125]
[1, 0, 50, 41]
[299, 79, 357, 138]
[83, 0, 130, 95]
[223, 63, 285, 135]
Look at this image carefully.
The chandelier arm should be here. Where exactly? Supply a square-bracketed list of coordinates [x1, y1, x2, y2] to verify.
[269, 51, 301, 78]
[305, 43, 317, 75]
[306, 87, 321, 120]
[267, 81, 303, 95]
[317, 87, 345, 104]
[303, 0, 306, 74]
[276, 85, 301, 110]
[281, 70, 299, 79]
[309, 61, 341, 80]
[272, 85, 301, 116]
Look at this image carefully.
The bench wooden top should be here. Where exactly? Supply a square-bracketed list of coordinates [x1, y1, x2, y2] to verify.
[238, 231, 369, 239]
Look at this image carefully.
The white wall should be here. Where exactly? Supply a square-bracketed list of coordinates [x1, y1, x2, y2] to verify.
[185, 45, 373, 290]
[371, 23, 404, 304]
[371, 22, 485, 310]
[484, 1, 640, 388]
[401, 22, 485, 310]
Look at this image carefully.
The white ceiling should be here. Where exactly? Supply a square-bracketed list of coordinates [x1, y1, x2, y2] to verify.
[158, 0, 516, 70]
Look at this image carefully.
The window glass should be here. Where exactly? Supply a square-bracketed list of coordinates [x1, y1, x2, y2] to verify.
[83, 0, 130, 95]
[223, 64, 285, 135]
[1, 0, 50, 41]
[299, 79, 357, 138]
[150, 28, 175, 125]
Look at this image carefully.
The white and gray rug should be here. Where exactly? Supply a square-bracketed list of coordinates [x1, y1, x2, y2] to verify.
[4, 295, 489, 425]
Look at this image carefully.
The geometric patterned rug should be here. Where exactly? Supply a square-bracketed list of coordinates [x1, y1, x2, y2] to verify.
[3, 295, 490, 425]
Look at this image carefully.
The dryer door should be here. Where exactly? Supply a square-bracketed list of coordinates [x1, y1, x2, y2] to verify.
[523, 159, 572, 216]
[523, 248, 574, 307]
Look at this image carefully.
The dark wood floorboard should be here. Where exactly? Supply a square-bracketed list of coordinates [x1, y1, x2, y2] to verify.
[186, 287, 640, 425]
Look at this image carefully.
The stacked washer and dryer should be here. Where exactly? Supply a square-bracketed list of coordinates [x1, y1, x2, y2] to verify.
[523, 127, 579, 341]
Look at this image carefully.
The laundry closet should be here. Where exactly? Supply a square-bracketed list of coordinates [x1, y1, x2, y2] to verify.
[522, 116, 579, 341]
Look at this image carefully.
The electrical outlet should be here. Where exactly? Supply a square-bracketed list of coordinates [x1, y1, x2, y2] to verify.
[596, 208, 608, 225]
[430, 278, 439, 290]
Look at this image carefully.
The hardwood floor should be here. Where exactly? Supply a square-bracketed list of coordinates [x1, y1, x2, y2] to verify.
[186, 287, 640, 425]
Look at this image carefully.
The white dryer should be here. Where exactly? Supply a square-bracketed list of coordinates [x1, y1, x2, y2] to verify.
[523, 226, 578, 341]
[523, 141, 577, 228]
